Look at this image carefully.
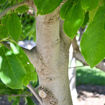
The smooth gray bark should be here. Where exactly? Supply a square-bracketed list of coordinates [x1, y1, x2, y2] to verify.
[26, 9, 73, 105]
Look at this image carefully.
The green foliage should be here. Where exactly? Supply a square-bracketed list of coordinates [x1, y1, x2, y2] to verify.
[6, 13, 22, 41]
[0, 0, 24, 13]
[0, 24, 8, 39]
[81, 0, 99, 11]
[11, 97, 20, 105]
[16, 5, 29, 14]
[0, 45, 25, 89]
[62, 2, 84, 39]
[80, 5, 105, 67]
[0, 81, 26, 95]
[34, 0, 63, 14]
[60, 0, 73, 20]
[20, 13, 36, 41]
[26, 97, 36, 105]
[0, 43, 37, 89]
[0, 0, 6, 5]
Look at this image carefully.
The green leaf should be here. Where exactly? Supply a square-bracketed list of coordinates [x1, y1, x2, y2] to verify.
[34, 0, 63, 14]
[63, 2, 84, 39]
[81, 0, 99, 11]
[7, 13, 22, 41]
[10, 43, 38, 86]
[0, 24, 8, 39]
[60, 0, 73, 20]
[80, 6, 105, 67]
[0, 43, 37, 89]
[0, 45, 26, 89]
[26, 97, 36, 105]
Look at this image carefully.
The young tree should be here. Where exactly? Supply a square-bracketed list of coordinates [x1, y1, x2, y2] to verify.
[0, 0, 105, 105]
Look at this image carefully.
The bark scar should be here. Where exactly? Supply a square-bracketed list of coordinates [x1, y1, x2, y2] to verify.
[38, 86, 58, 105]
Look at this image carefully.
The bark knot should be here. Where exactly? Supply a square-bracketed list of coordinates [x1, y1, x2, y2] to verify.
[38, 86, 58, 105]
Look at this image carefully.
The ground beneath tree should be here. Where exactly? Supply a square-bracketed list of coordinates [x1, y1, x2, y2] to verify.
[0, 85, 105, 105]
[77, 85, 105, 105]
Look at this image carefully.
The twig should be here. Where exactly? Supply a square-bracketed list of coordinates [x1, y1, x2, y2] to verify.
[0, 1, 28, 18]
[27, 84, 43, 105]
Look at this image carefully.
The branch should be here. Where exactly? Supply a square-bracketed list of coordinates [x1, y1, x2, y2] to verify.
[72, 39, 105, 72]
[27, 84, 43, 105]
[23, 47, 39, 68]
[74, 50, 105, 72]
[0, 1, 28, 18]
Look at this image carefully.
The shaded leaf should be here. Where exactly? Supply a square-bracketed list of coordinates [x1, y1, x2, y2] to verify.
[81, 12, 89, 28]
[26, 97, 36, 105]
[12, 97, 20, 105]
[64, 2, 84, 39]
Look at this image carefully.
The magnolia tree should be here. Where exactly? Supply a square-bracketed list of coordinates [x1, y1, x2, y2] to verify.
[0, 0, 105, 105]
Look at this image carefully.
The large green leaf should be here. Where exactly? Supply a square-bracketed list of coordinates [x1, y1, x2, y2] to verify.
[81, 0, 99, 11]
[6, 13, 22, 41]
[63, 2, 84, 39]
[34, 0, 63, 14]
[80, 6, 105, 67]
[0, 43, 37, 89]
[0, 46, 26, 89]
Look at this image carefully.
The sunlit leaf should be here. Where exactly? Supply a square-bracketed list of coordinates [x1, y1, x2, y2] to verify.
[0, 43, 37, 89]
[81, 6, 105, 67]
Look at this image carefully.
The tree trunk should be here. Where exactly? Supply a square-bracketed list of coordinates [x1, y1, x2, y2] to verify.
[34, 9, 73, 105]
